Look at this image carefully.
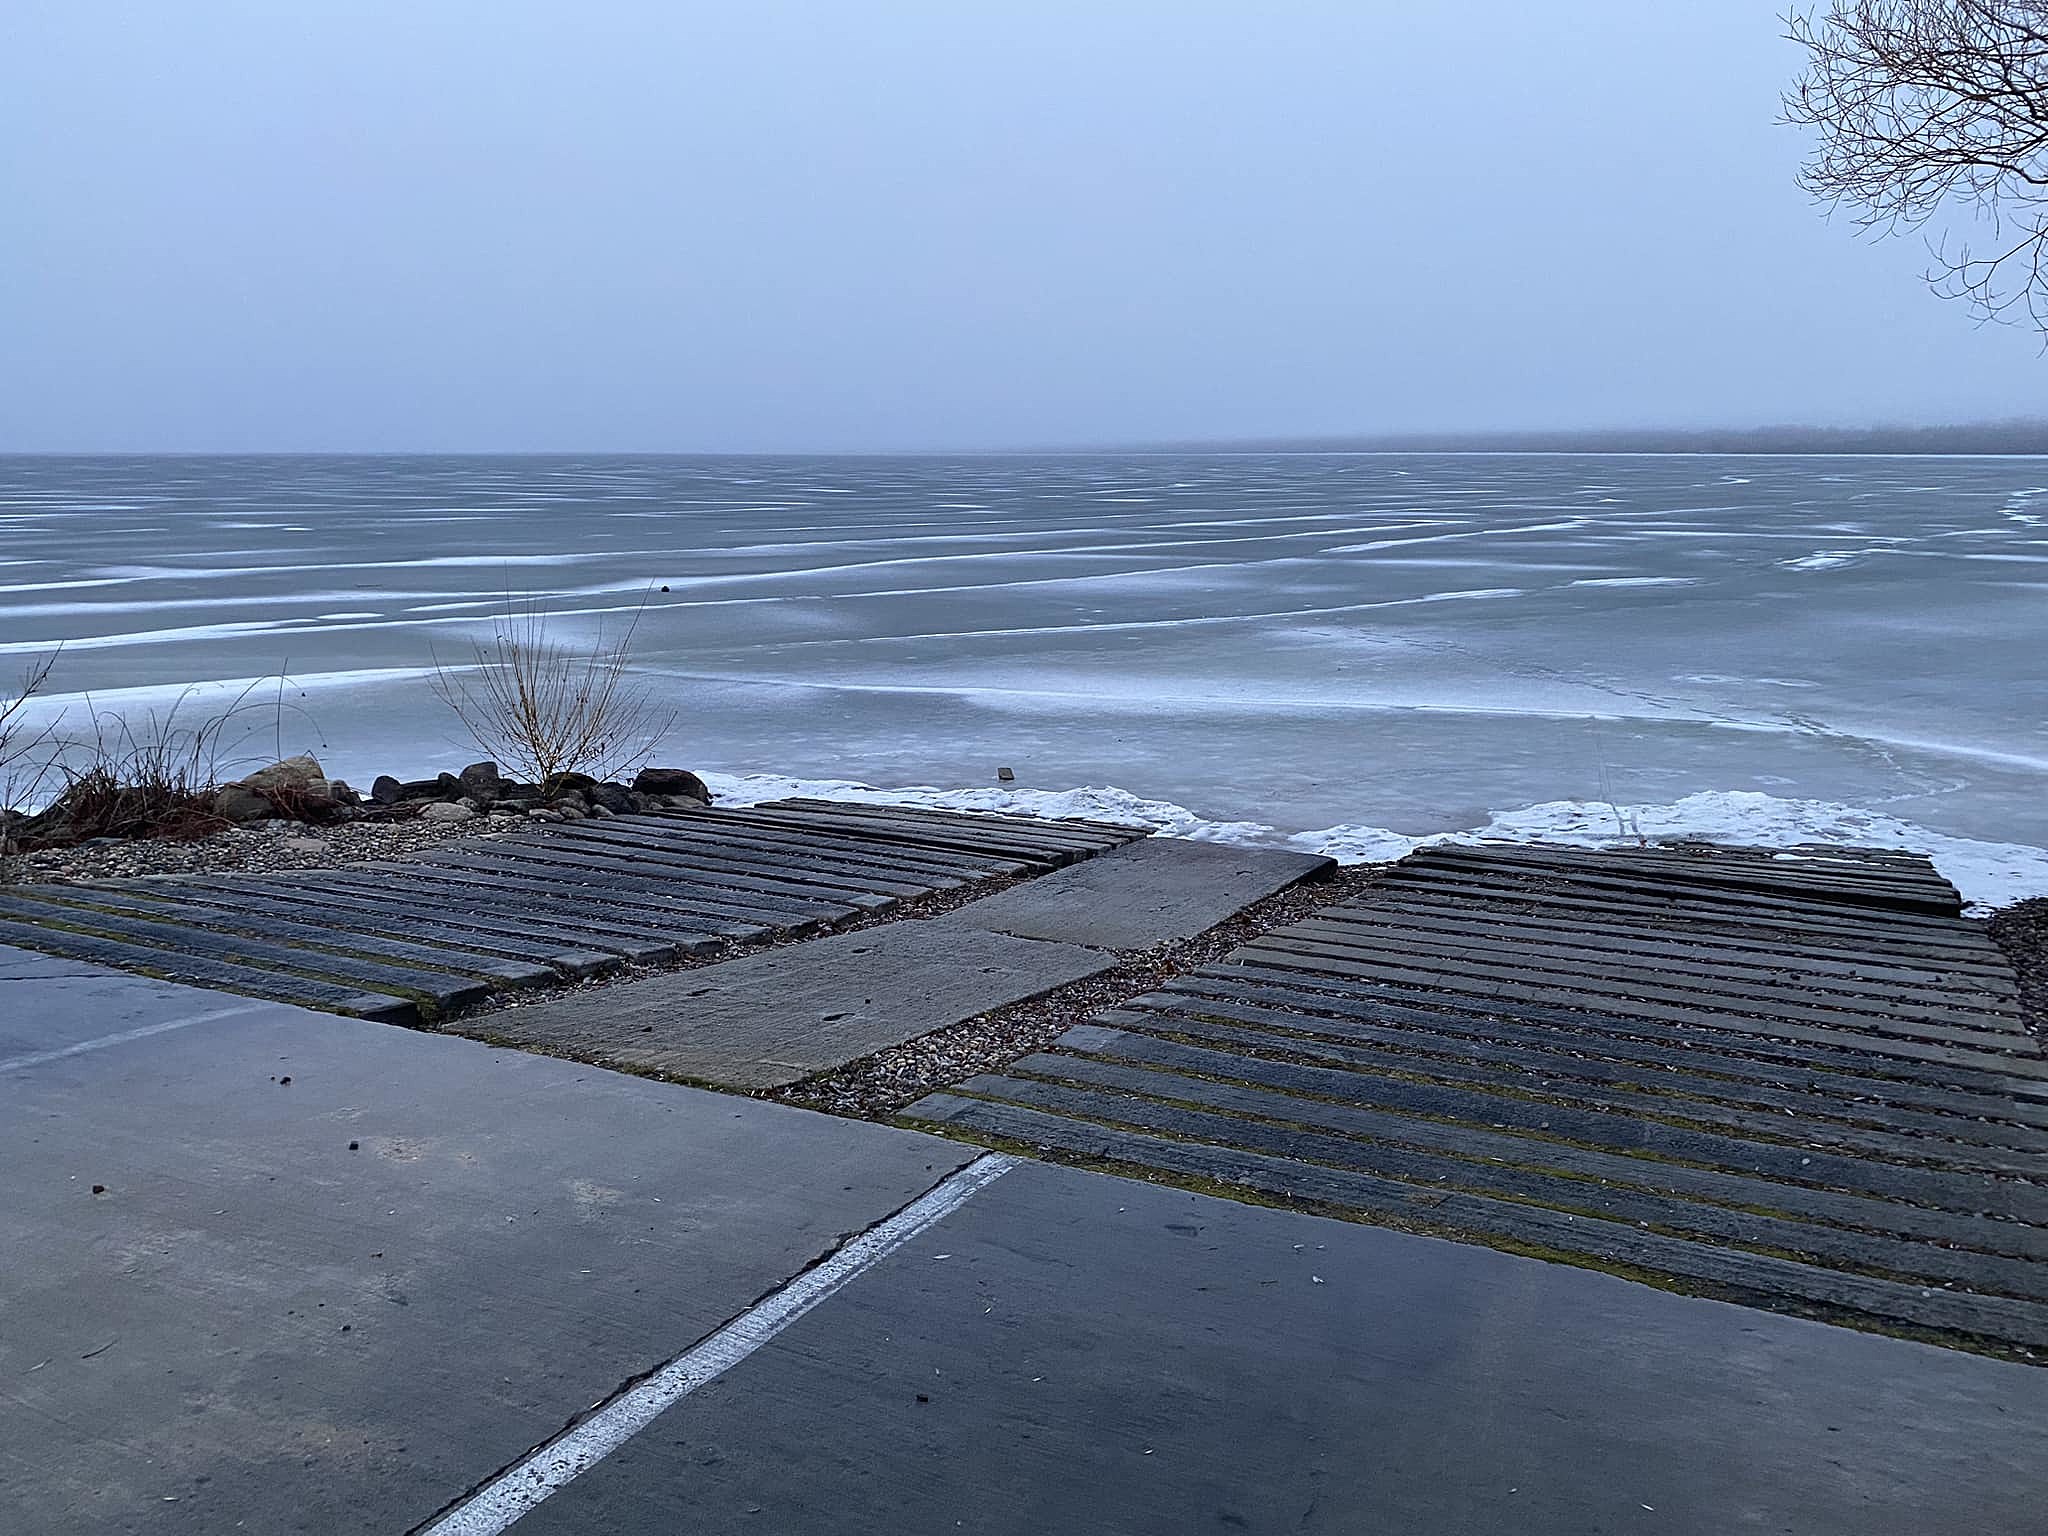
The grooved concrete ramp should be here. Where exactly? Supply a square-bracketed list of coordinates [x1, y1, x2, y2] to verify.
[0, 805, 1142, 1025]
[950, 838, 1333, 950]
[908, 843, 2048, 1355]
[473, 835, 1328, 1090]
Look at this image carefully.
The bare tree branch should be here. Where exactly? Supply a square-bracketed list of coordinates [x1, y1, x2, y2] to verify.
[1786, 1, 2048, 331]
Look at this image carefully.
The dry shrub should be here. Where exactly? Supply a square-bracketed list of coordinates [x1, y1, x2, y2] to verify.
[431, 596, 677, 788]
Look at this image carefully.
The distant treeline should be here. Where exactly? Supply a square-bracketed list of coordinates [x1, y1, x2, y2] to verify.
[1143, 422, 2048, 456]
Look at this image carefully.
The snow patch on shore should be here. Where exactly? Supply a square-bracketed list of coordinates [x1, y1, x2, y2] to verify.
[1460, 791, 2048, 913]
[702, 774, 2047, 910]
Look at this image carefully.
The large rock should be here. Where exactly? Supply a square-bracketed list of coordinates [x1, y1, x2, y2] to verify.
[370, 774, 404, 805]
[233, 755, 339, 821]
[458, 761, 504, 803]
[633, 767, 711, 803]
[587, 782, 637, 815]
[214, 784, 274, 823]
[418, 801, 476, 823]
[395, 778, 446, 802]
[240, 754, 325, 792]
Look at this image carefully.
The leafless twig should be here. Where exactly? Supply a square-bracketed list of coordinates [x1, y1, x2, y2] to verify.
[1785, 1, 2048, 333]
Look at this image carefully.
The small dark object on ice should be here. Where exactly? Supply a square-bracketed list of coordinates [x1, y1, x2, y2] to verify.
[348, 1140, 359, 1151]
[996, 766, 1015, 782]
[91, 1184, 105, 1195]
[278, 1075, 291, 1086]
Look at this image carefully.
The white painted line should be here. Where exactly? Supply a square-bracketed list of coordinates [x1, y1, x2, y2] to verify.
[0, 1002, 272, 1075]
[419, 1151, 1019, 1536]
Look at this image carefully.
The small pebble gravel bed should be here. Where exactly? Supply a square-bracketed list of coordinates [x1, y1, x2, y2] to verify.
[1989, 896, 2048, 1042]
[0, 811, 521, 883]
[774, 864, 1385, 1119]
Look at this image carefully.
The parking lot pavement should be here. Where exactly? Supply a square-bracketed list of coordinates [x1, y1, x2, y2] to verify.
[0, 948, 973, 1535]
[506, 1159, 2048, 1536]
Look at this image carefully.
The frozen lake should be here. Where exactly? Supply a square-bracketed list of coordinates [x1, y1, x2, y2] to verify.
[3, 453, 2044, 903]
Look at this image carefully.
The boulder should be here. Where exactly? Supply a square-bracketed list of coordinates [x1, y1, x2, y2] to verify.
[546, 771, 599, 795]
[240, 754, 325, 793]
[327, 779, 363, 807]
[458, 761, 504, 803]
[418, 801, 475, 823]
[214, 784, 274, 823]
[633, 767, 711, 803]
[587, 782, 637, 815]
[396, 778, 445, 802]
[435, 771, 463, 798]
[370, 774, 404, 805]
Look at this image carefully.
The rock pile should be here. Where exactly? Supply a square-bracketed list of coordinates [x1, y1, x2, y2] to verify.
[2, 755, 712, 853]
[361, 762, 712, 825]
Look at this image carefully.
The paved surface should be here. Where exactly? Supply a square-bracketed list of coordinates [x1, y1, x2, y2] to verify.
[909, 843, 2048, 1353]
[0, 804, 1142, 1025]
[480, 836, 1331, 1091]
[0, 948, 972, 1535]
[509, 1160, 2048, 1536]
[480, 920, 1120, 1090]
[949, 836, 1333, 950]
[8, 945, 2048, 1533]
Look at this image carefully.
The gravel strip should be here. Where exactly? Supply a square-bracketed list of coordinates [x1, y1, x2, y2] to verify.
[773, 864, 1384, 1119]
[1988, 897, 2048, 1042]
[0, 810, 522, 883]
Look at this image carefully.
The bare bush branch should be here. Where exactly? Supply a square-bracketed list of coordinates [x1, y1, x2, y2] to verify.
[1785, 1, 2048, 331]
[431, 595, 678, 788]
[0, 650, 61, 805]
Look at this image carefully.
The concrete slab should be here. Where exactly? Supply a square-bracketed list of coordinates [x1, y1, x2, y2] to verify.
[477, 920, 1115, 1090]
[949, 835, 1334, 951]
[509, 1160, 2048, 1536]
[0, 959, 973, 1535]
[0, 941, 280, 1064]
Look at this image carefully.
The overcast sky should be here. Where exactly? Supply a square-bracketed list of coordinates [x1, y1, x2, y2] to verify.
[2, 1, 2041, 452]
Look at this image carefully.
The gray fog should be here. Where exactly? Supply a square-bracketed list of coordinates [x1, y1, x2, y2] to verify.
[2, 0, 2038, 453]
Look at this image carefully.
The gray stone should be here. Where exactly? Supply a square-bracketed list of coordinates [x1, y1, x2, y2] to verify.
[327, 779, 363, 807]
[634, 766, 711, 802]
[458, 761, 504, 803]
[238, 753, 324, 792]
[370, 774, 404, 805]
[587, 782, 637, 815]
[418, 801, 476, 823]
[212, 784, 273, 823]
[396, 778, 445, 802]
